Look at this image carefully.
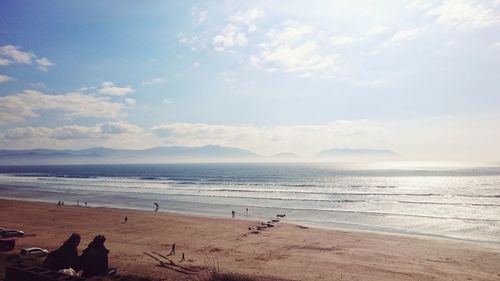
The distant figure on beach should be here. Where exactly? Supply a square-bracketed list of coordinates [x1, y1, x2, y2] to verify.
[246, 208, 248, 215]
[169, 243, 176, 255]
[43, 233, 81, 271]
[180, 253, 185, 262]
[57, 201, 61, 206]
[79, 235, 110, 278]
[154, 202, 159, 211]
[85, 201, 87, 206]
[232, 210, 235, 218]
[77, 200, 79, 205]
[124, 216, 128, 223]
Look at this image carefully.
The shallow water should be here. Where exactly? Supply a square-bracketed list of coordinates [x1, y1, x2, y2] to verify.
[1, 162, 499, 243]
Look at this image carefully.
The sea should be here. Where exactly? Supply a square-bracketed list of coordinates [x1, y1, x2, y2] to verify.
[1, 162, 499, 244]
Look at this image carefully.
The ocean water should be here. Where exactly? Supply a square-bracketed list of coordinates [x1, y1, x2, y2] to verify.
[0, 162, 499, 243]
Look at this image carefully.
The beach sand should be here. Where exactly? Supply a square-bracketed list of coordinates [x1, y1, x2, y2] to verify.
[1, 199, 499, 281]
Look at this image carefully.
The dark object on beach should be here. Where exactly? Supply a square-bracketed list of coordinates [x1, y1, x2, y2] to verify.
[277, 214, 286, 218]
[169, 243, 176, 255]
[57, 201, 61, 206]
[0, 239, 15, 251]
[79, 235, 110, 277]
[180, 253, 185, 262]
[231, 210, 235, 218]
[1, 229, 24, 238]
[85, 201, 87, 206]
[124, 216, 128, 223]
[43, 233, 81, 271]
[21, 247, 49, 258]
[77, 200, 79, 205]
[154, 202, 159, 211]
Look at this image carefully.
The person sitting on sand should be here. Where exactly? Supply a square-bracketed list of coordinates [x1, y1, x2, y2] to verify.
[79, 235, 110, 277]
[43, 233, 81, 271]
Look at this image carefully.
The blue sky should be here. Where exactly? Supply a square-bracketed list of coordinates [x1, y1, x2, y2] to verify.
[1, 0, 499, 160]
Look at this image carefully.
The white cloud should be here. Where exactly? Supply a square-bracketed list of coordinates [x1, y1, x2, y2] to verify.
[0, 74, 14, 83]
[99, 122, 143, 135]
[331, 35, 357, 46]
[142, 77, 167, 85]
[408, 0, 434, 10]
[251, 24, 337, 75]
[35, 57, 54, 71]
[0, 45, 34, 65]
[191, 6, 208, 26]
[247, 56, 261, 68]
[384, 28, 422, 46]
[5, 127, 53, 140]
[212, 8, 263, 51]
[229, 8, 264, 32]
[125, 98, 136, 105]
[0, 58, 12, 66]
[213, 24, 248, 51]
[51, 125, 102, 140]
[271, 25, 312, 45]
[4, 122, 143, 141]
[98, 81, 134, 96]
[196, 10, 208, 25]
[262, 41, 335, 72]
[427, 0, 500, 30]
[0, 45, 54, 71]
[0, 90, 126, 125]
[162, 98, 172, 104]
[367, 25, 389, 35]
[178, 32, 198, 45]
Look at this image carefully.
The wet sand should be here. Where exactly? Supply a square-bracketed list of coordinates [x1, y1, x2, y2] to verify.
[1, 199, 499, 281]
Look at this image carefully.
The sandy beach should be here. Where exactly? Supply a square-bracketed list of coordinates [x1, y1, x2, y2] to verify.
[1, 199, 499, 281]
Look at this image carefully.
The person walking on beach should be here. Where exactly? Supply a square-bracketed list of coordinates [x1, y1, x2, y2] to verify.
[169, 243, 176, 255]
[124, 216, 128, 223]
[232, 210, 235, 218]
[180, 253, 185, 262]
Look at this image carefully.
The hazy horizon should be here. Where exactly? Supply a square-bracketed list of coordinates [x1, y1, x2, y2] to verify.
[1, 1, 500, 162]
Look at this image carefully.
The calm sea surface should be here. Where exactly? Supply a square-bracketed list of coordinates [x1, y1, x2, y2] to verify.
[1, 162, 499, 243]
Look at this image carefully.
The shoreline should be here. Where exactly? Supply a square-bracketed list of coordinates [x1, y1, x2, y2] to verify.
[1, 198, 500, 281]
[3, 195, 499, 247]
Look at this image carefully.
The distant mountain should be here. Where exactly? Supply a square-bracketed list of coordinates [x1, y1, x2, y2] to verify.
[0, 145, 259, 165]
[316, 148, 398, 159]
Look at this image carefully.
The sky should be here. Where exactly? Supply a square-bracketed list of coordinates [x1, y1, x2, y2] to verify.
[0, 0, 499, 161]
